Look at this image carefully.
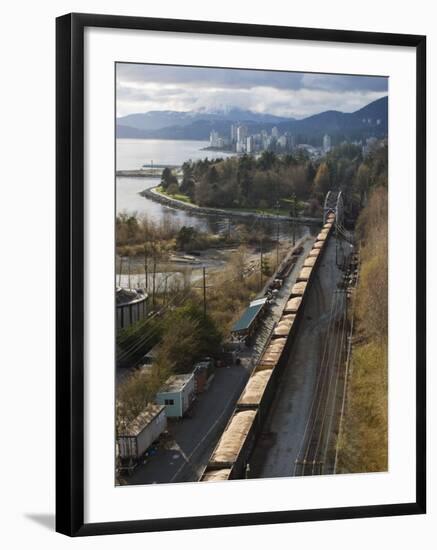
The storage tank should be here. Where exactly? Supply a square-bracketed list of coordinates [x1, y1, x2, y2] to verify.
[116, 287, 148, 331]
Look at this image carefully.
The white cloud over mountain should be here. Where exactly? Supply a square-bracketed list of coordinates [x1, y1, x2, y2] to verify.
[116, 63, 388, 118]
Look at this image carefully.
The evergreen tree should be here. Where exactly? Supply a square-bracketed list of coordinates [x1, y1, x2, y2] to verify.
[161, 167, 177, 190]
[314, 162, 331, 197]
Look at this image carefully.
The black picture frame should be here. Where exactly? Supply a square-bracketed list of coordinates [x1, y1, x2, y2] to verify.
[56, 12, 426, 537]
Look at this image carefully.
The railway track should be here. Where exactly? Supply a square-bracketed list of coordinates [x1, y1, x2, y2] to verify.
[293, 275, 349, 476]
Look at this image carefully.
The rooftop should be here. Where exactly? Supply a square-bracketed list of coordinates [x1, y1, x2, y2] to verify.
[158, 373, 194, 393]
[116, 287, 148, 306]
[119, 403, 165, 437]
[231, 297, 267, 334]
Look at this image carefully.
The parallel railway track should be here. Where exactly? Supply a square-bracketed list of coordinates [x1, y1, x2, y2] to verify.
[293, 277, 349, 476]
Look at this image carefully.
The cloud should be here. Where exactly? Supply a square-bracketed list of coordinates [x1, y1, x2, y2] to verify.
[116, 63, 388, 117]
[117, 63, 306, 90]
[301, 73, 388, 92]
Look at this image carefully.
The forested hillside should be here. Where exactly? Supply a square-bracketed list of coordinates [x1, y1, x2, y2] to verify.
[337, 185, 388, 473]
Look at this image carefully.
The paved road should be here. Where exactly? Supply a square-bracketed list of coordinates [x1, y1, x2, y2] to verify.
[124, 364, 251, 485]
[250, 235, 352, 478]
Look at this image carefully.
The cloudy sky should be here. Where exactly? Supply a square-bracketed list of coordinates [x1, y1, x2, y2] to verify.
[116, 63, 388, 119]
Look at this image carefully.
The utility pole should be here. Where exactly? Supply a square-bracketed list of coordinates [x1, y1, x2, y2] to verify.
[118, 256, 124, 287]
[275, 200, 280, 269]
[203, 267, 207, 317]
[127, 256, 131, 288]
[276, 224, 280, 269]
[193, 268, 211, 316]
[163, 274, 169, 306]
[335, 222, 343, 268]
[152, 253, 157, 308]
[289, 192, 297, 246]
[143, 244, 148, 291]
[260, 238, 263, 289]
[292, 193, 296, 246]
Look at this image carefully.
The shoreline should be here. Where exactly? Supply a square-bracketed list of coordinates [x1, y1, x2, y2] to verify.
[116, 168, 181, 178]
[140, 186, 322, 224]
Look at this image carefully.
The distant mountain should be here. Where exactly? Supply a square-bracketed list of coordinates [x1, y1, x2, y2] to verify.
[116, 96, 388, 143]
[276, 96, 388, 141]
[354, 95, 388, 120]
[117, 107, 292, 134]
[116, 124, 152, 138]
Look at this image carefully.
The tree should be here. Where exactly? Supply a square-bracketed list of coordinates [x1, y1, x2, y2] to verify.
[166, 182, 179, 196]
[156, 316, 201, 374]
[314, 162, 331, 197]
[257, 150, 276, 171]
[283, 153, 297, 166]
[289, 165, 309, 200]
[161, 167, 178, 190]
[305, 161, 316, 183]
[163, 302, 222, 371]
[229, 245, 248, 282]
[261, 256, 271, 276]
[176, 226, 197, 251]
[116, 362, 170, 431]
[355, 164, 371, 205]
[206, 165, 219, 185]
[180, 178, 195, 198]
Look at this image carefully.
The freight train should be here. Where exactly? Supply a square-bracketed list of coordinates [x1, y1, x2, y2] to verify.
[200, 213, 336, 482]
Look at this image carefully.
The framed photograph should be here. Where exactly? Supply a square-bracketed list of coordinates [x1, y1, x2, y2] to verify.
[56, 13, 426, 536]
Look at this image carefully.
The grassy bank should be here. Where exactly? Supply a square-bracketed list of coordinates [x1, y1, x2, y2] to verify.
[337, 186, 388, 473]
[155, 185, 193, 204]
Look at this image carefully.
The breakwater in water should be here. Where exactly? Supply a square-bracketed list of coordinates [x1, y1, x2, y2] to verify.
[140, 187, 322, 225]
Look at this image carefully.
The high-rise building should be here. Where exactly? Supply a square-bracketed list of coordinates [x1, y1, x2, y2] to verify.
[323, 134, 332, 153]
[210, 130, 220, 148]
[246, 135, 254, 154]
[277, 135, 287, 149]
[286, 133, 296, 150]
[236, 124, 248, 143]
[263, 134, 272, 151]
[230, 123, 238, 143]
[271, 126, 279, 138]
[236, 140, 246, 154]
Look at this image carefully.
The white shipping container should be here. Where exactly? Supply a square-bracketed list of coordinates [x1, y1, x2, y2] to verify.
[117, 404, 167, 459]
[180, 374, 195, 416]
